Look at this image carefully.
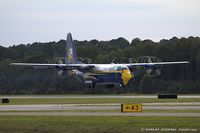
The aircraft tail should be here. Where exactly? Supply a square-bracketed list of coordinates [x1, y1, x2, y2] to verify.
[65, 33, 79, 64]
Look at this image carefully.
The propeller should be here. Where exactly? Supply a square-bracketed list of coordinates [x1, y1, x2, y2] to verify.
[111, 57, 120, 64]
[137, 56, 162, 77]
[48, 57, 65, 76]
[79, 57, 92, 64]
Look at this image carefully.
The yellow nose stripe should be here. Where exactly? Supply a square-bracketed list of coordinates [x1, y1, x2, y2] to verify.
[121, 70, 132, 86]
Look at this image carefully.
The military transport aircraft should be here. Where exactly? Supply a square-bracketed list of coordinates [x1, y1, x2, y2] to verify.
[10, 33, 189, 88]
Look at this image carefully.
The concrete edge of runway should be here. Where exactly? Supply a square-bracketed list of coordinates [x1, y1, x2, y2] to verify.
[0, 112, 199, 117]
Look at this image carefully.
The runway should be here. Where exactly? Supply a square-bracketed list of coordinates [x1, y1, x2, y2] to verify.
[1, 95, 199, 116]
[1, 104, 200, 111]
[0, 103, 200, 116]
[1, 95, 200, 99]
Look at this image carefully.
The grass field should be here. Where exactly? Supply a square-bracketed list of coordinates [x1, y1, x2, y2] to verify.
[2, 98, 200, 105]
[0, 116, 199, 133]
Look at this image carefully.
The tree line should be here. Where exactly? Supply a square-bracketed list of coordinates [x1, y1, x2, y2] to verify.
[0, 36, 200, 94]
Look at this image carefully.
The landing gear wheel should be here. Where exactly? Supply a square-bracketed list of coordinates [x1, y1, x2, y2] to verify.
[120, 84, 125, 88]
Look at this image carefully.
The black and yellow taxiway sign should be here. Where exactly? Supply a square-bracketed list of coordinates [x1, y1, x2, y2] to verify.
[121, 104, 142, 113]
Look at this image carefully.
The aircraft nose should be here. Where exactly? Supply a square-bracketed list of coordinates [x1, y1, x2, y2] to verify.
[121, 70, 132, 86]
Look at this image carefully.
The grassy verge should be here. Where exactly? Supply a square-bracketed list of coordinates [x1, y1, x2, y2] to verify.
[1, 98, 200, 105]
[0, 116, 199, 133]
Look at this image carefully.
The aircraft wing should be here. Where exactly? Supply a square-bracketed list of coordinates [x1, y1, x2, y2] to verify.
[10, 61, 189, 70]
[10, 63, 95, 70]
[124, 61, 189, 68]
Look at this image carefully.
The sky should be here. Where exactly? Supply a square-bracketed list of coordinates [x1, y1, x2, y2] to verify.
[0, 0, 200, 47]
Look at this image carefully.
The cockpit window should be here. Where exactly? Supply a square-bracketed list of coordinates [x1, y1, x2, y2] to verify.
[116, 66, 128, 70]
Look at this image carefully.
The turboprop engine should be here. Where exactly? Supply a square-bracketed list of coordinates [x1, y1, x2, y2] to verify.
[137, 56, 162, 77]
[48, 57, 66, 76]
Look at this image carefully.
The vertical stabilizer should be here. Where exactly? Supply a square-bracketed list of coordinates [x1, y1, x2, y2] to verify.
[65, 33, 79, 64]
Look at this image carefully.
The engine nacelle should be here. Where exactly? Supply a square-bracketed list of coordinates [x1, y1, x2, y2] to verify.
[137, 56, 162, 77]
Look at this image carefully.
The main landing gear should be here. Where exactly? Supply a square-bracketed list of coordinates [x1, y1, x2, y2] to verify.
[88, 82, 96, 88]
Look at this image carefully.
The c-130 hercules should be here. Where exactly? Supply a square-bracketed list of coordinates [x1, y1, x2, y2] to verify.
[11, 33, 189, 88]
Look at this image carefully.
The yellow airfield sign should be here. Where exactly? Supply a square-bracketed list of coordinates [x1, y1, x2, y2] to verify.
[121, 104, 142, 113]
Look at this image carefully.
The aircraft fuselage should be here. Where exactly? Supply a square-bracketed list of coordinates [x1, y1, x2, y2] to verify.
[75, 64, 132, 87]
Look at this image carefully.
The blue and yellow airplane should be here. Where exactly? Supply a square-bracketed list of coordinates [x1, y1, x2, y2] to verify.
[11, 33, 189, 88]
